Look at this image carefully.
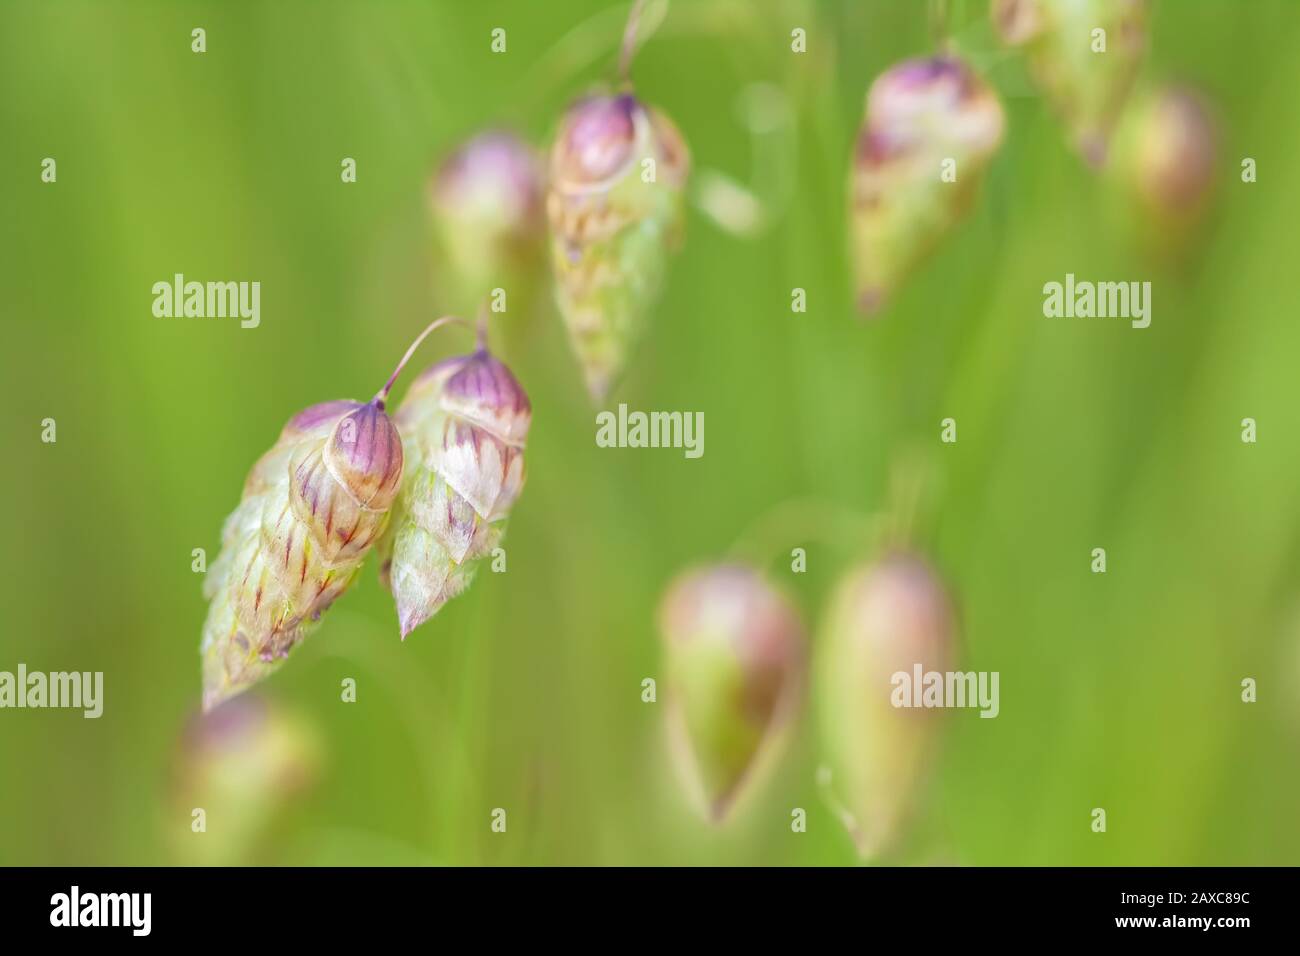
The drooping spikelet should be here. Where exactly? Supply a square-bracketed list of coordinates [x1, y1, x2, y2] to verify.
[658, 565, 804, 822]
[378, 345, 531, 638]
[547, 92, 689, 401]
[849, 56, 1005, 314]
[430, 129, 545, 314]
[200, 398, 402, 710]
[993, 0, 1148, 167]
[1119, 85, 1219, 229]
[817, 553, 955, 859]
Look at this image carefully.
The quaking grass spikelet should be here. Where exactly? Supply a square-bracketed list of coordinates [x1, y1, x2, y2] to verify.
[377, 325, 532, 638]
[545, 2, 689, 401]
[849, 56, 1005, 314]
[817, 553, 954, 859]
[430, 129, 545, 314]
[658, 565, 804, 822]
[547, 89, 689, 401]
[1112, 84, 1218, 253]
[993, 0, 1147, 167]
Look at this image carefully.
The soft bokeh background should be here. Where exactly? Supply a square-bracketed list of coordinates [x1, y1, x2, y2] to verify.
[3, 0, 1299, 866]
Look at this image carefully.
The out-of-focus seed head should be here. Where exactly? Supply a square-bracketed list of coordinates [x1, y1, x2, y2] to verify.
[1128, 86, 1218, 220]
[991, 0, 1043, 44]
[430, 130, 545, 314]
[993, 0, 1148, 167]
[169, 695, 321, 865]
[817, 553, 955, 859]
[658, 565, 804, 822]
[863, 58, 1005, 158]
[433, 130, 544, 236]
[553, 95, 640, 186]
[850, 55, 1004, 314]
[547, 91, 690, 401]
[1102, 84, 1220, 260]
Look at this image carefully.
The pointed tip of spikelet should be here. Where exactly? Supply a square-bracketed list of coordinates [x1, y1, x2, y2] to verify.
[397, 601, 427, 641]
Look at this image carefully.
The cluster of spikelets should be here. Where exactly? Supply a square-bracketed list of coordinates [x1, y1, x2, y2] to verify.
[432, 96, 690, 404]
[851, 0, 1218, 312]
[429, 0, 1218, 400]
[656, 0, 1222, 855]
[199, 320, 531, 711]
[657, 552, 955, 861]
[200, 3, 687, 711]
[429, 10, 690, 404]
[200, 0, 1221, 733]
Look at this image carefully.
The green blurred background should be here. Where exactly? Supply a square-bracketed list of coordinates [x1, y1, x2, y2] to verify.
[3, 0, 1299, 866]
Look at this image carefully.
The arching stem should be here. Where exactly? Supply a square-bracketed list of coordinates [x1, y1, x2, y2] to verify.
[881, 450, 932, 551]
[375, 315, 470, 405]
[618, 0, 649, 82]
[475, 301, 490, 351]
[930, 0, 951, 48]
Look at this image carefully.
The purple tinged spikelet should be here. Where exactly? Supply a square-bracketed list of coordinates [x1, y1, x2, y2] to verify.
[1127, 85, 1218, 221]
[433, 131, 543, 234]
[547, 92, 690, 401]
[992, 0, 1148, 167]
[377, 347, 531, 638]
[200, 398, 403, 710]
[1102, 84, 1218, 259]
[555, 95, 639, 184]
[658, 565, 805, 822]
[817, 553, 955, 859]
[849, 55, 1005, 314]
[430, 130, 545, 311]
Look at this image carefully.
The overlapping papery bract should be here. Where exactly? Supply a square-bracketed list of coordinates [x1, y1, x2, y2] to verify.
[547, 92, 689, 401]
[200, 399, 403, 709]
[817, 553, 954, 859]
[658, 565, 804, 822]
[430, 130, 545, 313]
[993, 0, 1148, 166]
[378, 347, 531, 638]
[850, 56, 1005, 314]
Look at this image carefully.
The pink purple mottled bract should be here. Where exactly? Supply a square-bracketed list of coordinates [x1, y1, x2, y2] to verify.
[547, 91, 689, 401]
[849, 55, 1004, 314]
[378, 347, 531, 638]
[200, 399, 403, 709]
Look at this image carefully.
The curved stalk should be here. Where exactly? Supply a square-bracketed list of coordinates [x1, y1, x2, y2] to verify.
[375, 315, 471, 405]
